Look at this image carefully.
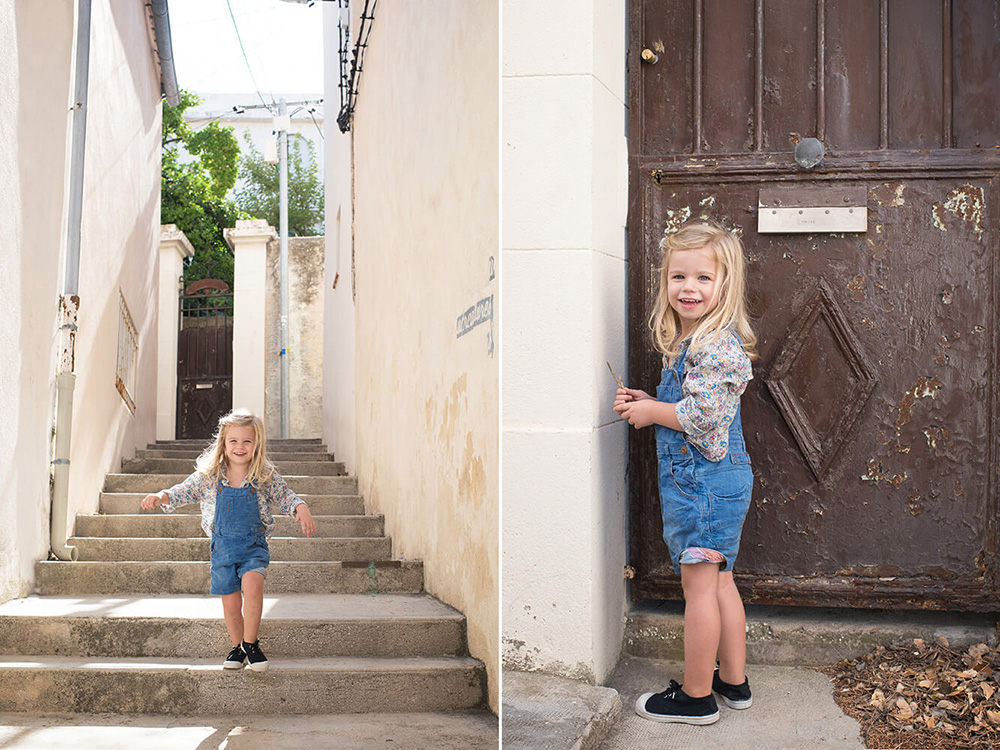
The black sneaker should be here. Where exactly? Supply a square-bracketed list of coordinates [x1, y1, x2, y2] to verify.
[223, 645, 246, 670]
[634, 680, 719, 724]
[242, 639, 269, 672]
[713, 669, 753, 709]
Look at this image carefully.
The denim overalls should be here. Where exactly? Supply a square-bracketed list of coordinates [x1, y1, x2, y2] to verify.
[654, 343, 754, 574]
[209, 479, 270, 596]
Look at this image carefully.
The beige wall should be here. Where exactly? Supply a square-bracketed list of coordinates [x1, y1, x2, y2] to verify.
[265, 236, 325, 438]
[347, 2, 499, 711]
[0, 0, 163, 601]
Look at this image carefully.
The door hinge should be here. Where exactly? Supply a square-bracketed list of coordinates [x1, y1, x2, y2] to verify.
[624, 565, 636, 580]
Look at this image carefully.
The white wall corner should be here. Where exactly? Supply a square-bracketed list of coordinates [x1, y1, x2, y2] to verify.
[156, 225, 194, 440]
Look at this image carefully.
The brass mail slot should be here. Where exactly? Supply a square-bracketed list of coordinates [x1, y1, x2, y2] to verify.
[195, 383, 214, 390]
[758, 185, 867, 233]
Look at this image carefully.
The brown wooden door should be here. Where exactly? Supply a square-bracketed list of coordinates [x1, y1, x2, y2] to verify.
[628, 0, 1000, 610]
[176, 281, 233, 440]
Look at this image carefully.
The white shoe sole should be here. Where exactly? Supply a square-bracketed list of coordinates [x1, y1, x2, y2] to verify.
[247, 660, 269, 672]
[223, 661, 245, 670]
[634, 693, 720, 724]
[717, 694, 752, 709]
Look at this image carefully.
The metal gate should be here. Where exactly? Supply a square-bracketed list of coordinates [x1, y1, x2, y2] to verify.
[176, 279, 233, 440]
[628, 0, 1000, 610]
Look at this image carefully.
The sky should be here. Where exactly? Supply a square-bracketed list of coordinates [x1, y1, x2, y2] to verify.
[168, 0, 325, 99]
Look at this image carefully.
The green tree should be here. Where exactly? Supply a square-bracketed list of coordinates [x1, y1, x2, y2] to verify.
[234, 132, 325, 236]
[162, 90, 245, 286]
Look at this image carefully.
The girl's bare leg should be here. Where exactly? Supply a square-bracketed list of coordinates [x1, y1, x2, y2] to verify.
[716, 570, 747, 685]
[241, 571, 265, 643]
[679, 561, 721, 698]
[220, 591, 244, 647]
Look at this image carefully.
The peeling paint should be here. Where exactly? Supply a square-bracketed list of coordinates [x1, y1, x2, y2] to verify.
[939, 288, 954, 305]
[860, 458, 908, 487]
[890, 184, 906, 207]
[931, 185, 986, 239]
[922, 425, 951, 453]
[699, 195, 716, 207]
[847, 275, 866, 302]
[663, 207, 692, 235]
[892, 377, 944, 434]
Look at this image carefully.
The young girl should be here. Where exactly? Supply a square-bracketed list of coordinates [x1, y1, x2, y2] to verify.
[614, 221, 757, 725]
[141, 409, 317, 672]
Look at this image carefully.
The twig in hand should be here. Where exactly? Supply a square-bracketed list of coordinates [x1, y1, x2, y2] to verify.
[606, 361, 625, 390]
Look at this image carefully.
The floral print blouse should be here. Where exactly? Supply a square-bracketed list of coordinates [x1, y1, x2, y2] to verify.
[159, 468, 304, 539]
[672, 330, 753, 462]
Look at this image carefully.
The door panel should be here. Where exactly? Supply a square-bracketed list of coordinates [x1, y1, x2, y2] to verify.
[629, 0, 1000, 610]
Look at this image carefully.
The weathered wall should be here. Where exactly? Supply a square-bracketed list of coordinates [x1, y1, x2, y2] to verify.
[0, 0, 162, 602]
[347, 2, 499, 711]
[502, 0, 629, 683]
[265, 236, 324, 438]
[320, 5, 356, 474]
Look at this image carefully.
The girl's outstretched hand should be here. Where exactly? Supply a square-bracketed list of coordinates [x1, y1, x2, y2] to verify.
[295, 504, 317, 538]
[141, 492, 166, 510]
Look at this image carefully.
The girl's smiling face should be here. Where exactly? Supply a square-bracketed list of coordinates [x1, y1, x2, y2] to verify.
[224, 425, 256, 469]
[667, 246, 721, 335]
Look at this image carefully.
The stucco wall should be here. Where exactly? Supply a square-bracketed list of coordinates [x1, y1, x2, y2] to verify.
[265, 236, 324, 438]
[502, 0, 630, 683]
[321, 5, 356, 474]
[347, 2, 499, 711]
[0, 0, 162, 601]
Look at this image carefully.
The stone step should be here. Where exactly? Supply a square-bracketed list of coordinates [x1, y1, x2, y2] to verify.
[74, 514, 384, 539]
[0, 712, 498, 749]
[0, 655, 485, 714]
[100, 493, 366, 516]
[0, 594, 467, 658]
[137, 449, 336, 462]
[624, 601, 999, 665]
[153, 438, 323, 447]
[67, 536, 392, 562]
[122, 458, 347, 476]
[104, 474, 358, 495]
[35, 561, 424, 595]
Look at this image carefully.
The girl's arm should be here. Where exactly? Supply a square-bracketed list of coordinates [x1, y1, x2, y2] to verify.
[267, 474, 317, 537]
[140, 472, 206, 512]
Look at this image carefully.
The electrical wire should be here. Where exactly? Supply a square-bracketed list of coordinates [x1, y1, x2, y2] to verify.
[224, 0, 272, 112]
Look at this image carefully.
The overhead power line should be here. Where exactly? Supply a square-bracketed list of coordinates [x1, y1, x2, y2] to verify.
[224, 0, 271, 111]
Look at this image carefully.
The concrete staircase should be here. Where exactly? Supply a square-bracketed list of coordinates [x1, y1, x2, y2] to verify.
[0, 439, 488, 717]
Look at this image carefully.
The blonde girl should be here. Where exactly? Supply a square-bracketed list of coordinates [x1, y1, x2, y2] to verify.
[614, 221, 757, 724]
[142, 409, 317, 671]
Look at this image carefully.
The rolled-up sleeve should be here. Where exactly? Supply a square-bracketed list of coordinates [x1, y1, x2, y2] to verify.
[675, 334, 753, 457]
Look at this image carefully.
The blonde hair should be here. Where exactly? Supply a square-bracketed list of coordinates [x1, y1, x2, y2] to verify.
[195, 409, 276, 484]
[649, 221, 758, 361]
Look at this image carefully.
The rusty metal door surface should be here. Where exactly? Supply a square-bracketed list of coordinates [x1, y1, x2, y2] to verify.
[628, 0, 1000, 610]
[176, 280, 233, 440]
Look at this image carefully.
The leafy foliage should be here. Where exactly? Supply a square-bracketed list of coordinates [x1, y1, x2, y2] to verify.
[234, 132, 325, 237]
[161, 90, 245, 286]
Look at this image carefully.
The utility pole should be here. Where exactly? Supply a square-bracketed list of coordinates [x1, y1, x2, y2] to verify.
[277, 98, 290, 438]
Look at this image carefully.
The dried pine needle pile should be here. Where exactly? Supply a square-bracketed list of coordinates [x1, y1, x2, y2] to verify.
[821, 637, 1000, 749]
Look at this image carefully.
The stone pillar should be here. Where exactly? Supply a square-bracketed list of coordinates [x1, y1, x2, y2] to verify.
[157, 225, 195, 440]
[225, 220, 277, 419]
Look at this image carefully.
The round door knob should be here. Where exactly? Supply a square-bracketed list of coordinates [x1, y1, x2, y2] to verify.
[641, 48, 659, 64]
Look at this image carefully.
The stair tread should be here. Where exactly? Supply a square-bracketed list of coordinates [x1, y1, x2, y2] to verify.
[0, 594, 462, 620]
[0, 655, 481, 671]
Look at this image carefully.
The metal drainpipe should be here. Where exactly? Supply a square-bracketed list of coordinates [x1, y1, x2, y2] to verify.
[50, 0, 93, 562]
[278, 98, 291, 438]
